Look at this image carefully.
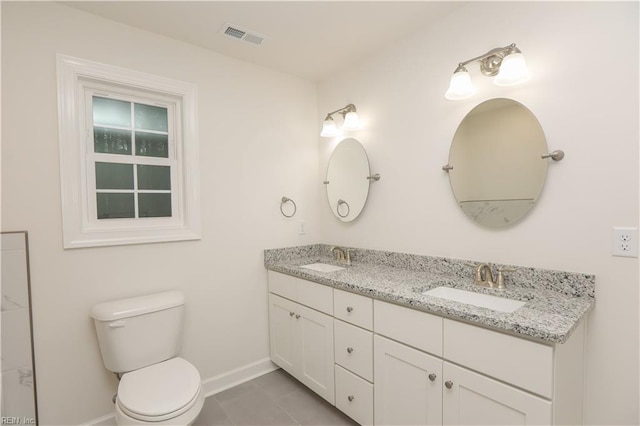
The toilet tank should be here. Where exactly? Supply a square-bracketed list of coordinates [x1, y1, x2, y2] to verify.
[91, 291, 185, 373]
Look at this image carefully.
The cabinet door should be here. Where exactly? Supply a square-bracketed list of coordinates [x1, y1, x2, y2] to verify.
[298, 304, 335, 404]
[442, 362, 552, 426]
[374, 335, 443, 426]
[268, 293, 298, 375]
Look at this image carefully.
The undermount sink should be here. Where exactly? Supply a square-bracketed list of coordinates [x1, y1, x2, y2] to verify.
[423, 286, 526, 313]
[300, 263, 346, 273]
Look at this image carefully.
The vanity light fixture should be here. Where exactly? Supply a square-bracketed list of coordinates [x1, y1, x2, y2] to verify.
[445, 43, 531, 100]
[320, 103, 360, 137]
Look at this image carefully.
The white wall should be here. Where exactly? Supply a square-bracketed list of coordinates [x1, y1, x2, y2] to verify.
[1, 2, 319, 424]
[3, 2, 638, 425]
[318, 2, 639, 424]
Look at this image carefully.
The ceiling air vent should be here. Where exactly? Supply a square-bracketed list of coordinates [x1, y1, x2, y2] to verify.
[220, 23, 265, 46]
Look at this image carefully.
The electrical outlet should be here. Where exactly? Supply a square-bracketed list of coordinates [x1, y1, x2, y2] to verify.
[612, 227, 638, 257]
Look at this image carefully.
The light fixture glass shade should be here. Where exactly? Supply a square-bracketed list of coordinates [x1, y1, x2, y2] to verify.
[494, 52, 531, 86]
[445, 69, 475, 100]
[320, 117, 338, 137]
[342, 111, 360, 130]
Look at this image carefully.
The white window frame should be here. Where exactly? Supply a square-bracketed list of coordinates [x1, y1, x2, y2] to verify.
[57, 55, 200, 248]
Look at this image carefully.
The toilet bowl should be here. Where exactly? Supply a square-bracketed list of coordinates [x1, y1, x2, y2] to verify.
[91, 291, 204, 426]
[115, 358, 204, 426]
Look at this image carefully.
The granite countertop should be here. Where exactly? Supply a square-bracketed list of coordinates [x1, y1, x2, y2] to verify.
[264, 245, 595, 344]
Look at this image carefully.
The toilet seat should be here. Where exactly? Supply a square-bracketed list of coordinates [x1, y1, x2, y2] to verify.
[117, 357, 202, 422]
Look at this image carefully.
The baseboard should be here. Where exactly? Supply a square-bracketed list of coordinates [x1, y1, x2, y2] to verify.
[79, 413, 116, 426]
[80, 358, 279, 426]
[202, 357, 279, 397]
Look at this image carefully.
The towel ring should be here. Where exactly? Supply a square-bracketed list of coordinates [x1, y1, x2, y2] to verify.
[337, 199, 350, 218]
[280, 197, 297, 218]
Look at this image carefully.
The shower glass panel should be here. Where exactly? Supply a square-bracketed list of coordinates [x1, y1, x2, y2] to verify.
[1, 231, 38, 425]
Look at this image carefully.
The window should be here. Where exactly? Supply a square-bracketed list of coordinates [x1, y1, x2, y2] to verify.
[57, 55, 200, 248]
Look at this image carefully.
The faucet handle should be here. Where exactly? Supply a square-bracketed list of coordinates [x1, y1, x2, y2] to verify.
[345, 249, 354, 265]
[496, 267, 516, 289]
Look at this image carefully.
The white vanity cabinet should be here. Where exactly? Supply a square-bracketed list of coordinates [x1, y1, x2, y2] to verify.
[267, 272, 335, 404]
[373, 299, 585, 426]
[267, 271, 585, 425]
[333, 289, 374, 425]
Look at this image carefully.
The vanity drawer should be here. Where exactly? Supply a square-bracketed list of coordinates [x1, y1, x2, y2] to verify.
[268, 271, 297, 300]
[335, 365, 374, 425]
[268, 271, 333, 315]
[374, 300, 443, 356]
[334, 289, 373, 330]
[297, 278, 333, 315]
[444, 319, 553, 398]
[334, 319, 373, 381]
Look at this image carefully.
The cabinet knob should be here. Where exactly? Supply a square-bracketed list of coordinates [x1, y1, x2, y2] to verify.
[445, 381, 454, 389]
[428, 373, 437, 382]
[295, 314, 301, 319]
[346, 306, 354, 313]
[347, 347, 354, 354]
[348, 395, 355, 402]
[289, 312, 295, 317]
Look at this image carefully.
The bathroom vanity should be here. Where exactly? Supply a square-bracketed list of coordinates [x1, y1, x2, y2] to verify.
[265, 245, 594, 426]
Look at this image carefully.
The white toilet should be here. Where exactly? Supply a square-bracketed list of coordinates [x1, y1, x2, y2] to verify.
[91, 291, 204, 425]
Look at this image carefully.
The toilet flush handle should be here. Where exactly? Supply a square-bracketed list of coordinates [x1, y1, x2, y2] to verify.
[108, 320, 126, 328]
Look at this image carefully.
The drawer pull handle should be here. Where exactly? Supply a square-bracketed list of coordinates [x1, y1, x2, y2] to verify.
[295, 314, 301, 319]
[347, 347, 354, 354]
[445, 381, 454, 389]
[346, 306, 354, 313]
[428, 373, 437, 381]
[348, 395, 355, 402]
[289, 312, 295, 317]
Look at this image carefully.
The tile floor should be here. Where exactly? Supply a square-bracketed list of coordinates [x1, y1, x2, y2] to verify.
[193, 369, 358, 425]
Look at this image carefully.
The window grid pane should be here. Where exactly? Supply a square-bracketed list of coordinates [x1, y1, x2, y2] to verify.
[135, 131, 169, 158]
[95, 162, 134, 190]
[93, 97, 131, 128]
[97, 193, 135, 219]
[135, 103, 168, 132]
[92, 96, 173, 221]
[138, 193, 172, 218]
[94, 127, 132, 155]
[137, 165, 171, 190]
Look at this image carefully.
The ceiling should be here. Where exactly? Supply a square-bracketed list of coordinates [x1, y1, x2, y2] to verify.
[63, 1, 464, 81]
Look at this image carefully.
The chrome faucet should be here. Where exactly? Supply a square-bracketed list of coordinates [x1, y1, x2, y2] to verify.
[468, 263, 515, 290]
[474, 263, 496, 287]
[330, 246, 352, 265]
[330, 246, 345, 261]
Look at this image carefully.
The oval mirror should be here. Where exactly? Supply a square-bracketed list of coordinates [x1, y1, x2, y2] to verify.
[448, 98, 548, 227]
[325, 138, 371, 222]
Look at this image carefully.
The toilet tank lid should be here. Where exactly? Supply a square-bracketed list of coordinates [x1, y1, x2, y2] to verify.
[91, 291, 185, 321]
